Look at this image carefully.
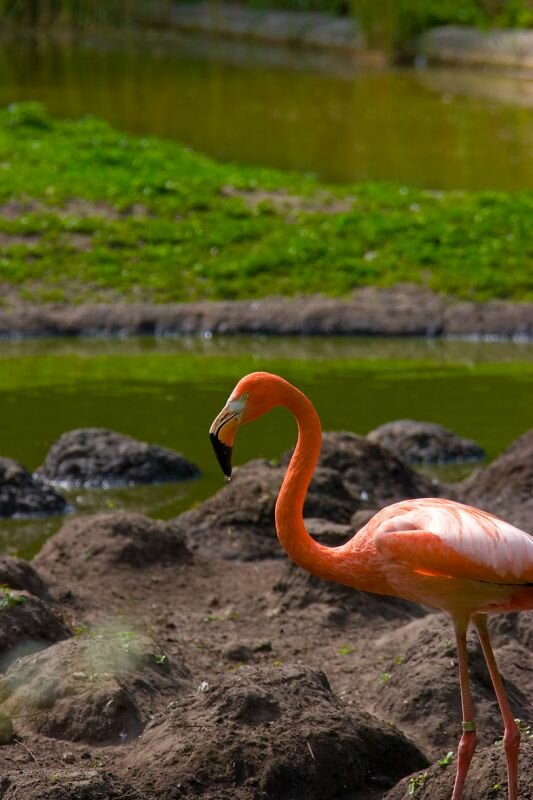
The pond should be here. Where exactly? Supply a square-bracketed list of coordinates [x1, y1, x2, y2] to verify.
[1, 33, 533, 190]
[1, 335, 532, 558]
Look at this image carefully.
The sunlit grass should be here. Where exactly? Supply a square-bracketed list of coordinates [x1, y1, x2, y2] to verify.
[1, 102, 532, 303]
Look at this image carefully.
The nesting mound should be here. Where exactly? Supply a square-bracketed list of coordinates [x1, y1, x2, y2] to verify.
[384, 739, 533, 800]
[0, 457, 67, 518]
[34, 512, 192, 585]
[281, 431, 440, 500]
[0, 630, 190, 744]
[125, 663, 427, 799]
[273, 519, 425, 624]
[177, 458, 355, 560]
[0, 589, 70, 672]
[367, 420, 485, 464]
[180, 432, 440, 561]
[459, 429, 533, 530]
[0, 555, 50, 599]
[0, 770, 132, 800]
[36, 427, 200, 487]
[360, 614, 531, 756]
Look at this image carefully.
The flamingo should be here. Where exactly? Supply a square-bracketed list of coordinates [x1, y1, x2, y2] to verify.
[209, 372, 533, 800]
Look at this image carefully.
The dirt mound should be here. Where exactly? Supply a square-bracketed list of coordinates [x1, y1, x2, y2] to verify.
[459, 429, 533, 530]
[0, 770, 131, 800]
[360, 614, 531, 756]
[0, 630, 190, 744]
[367, 420, 485, 464]
[125, 663, 427, 799]
[281, 431, 441, 501]
[0, 457, 67, 518]
[35, 427, 200, 487]
[0, 555, 50, 599]
[177, 458, 356, 560]
[179, 433, 442, 561]
[0, 589, 70, 672]
[34, 512, 192, 584]
[384, 738, 533, 800]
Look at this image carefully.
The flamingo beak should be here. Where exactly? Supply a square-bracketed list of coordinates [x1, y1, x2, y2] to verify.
[209, 405, 240, 477]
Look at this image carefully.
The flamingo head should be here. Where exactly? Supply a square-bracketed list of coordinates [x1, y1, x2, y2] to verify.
[209, 372, 281, 477]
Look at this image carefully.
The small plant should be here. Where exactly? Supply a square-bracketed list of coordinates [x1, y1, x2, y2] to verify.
[491, 784, 501, 794]
[0, 586, 26, 610]
[394, 654, 405, 665]
[338, 644, 353, 656]
[515, 719, 532, 737]
[153, 653, 167, 665]
[378, 671, 391, 685]
[438, 751, 454, 767]
[407, 771, 428, 796]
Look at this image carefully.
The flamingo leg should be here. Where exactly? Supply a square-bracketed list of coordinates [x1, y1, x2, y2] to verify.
[451, 621, 478, 800]
[473, 615, 520, 800]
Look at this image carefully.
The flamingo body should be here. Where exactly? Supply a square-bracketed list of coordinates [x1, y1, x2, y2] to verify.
[345, 498, 533, 617]
[210, 372, 533, 800]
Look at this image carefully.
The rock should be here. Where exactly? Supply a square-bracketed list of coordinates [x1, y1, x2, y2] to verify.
[179, 432, 442, 561]
[384, 739, 533, 800]
[0, 589, 70, 672]
[36, 428, 200, 488]
[0, 771, 132, 799]
[368, 420, 485, 464]
[0, 457, 67, 518]
[458, 429, 533, 530]
[0, 630, 190, 744]
[0, 555, 50, 600]
[124, 663, 427, 799]
[34, 512, 192, 585]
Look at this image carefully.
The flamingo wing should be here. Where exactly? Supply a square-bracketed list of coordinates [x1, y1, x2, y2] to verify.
[373, 500, 533, 585]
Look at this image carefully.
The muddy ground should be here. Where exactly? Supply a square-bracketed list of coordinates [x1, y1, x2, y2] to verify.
[0, 287, 532, 339]
[0, 432, 532, 799]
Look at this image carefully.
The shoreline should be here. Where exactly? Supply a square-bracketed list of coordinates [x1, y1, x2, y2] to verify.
[1, 289, 532, 340]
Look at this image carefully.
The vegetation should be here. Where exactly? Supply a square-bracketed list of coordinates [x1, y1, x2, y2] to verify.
[0, 102, 532, 304]
[1, 0, 532, 33]
[1, 0, 533, 57]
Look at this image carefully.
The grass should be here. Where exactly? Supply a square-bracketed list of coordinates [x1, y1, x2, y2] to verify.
[0, 102, 532, 304]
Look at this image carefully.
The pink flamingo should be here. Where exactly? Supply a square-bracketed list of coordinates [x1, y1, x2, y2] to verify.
[210, 372, 533, 800]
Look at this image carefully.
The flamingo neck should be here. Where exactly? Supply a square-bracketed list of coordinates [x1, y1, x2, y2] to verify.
[274, 382, 352, 585]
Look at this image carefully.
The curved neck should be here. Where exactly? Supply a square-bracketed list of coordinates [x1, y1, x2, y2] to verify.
[274, 381, 352, 585]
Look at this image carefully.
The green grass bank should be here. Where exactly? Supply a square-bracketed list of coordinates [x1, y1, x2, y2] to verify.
[0, 102, 532, 305]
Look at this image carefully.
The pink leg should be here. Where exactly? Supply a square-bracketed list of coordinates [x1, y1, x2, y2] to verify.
[473, 615, 520, 800]
[452, 621, 478, 800]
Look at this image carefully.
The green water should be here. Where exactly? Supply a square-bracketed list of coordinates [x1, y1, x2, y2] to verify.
[2, 33, 533, 190]
[1, 336, 532, 558]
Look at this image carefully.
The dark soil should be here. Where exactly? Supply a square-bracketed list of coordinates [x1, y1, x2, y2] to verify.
[0, 589, 70, 672]
[367, 420, 485, 465]
[459, 429, 533, 530]
[0, 288, 532, 338]
[36, 428, 200, 488]
[0, 458, 67, 518]
[0, 433, 531, 800]
[0, 555, 51, 599]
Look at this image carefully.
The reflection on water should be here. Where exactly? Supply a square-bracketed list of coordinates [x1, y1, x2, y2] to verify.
[0, 335, 532, 558]
[1, 33, 533, 189]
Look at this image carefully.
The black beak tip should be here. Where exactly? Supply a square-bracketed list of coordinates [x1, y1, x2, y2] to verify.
[210, 433, 233, 477]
